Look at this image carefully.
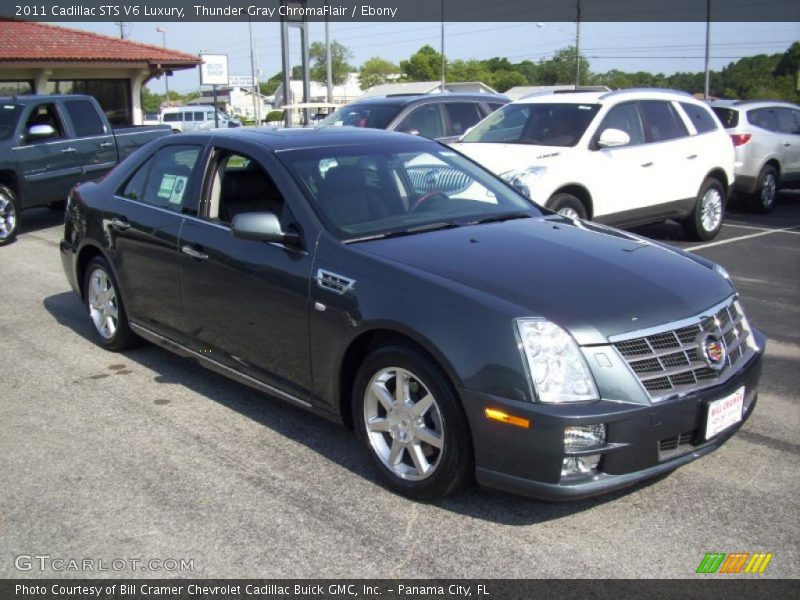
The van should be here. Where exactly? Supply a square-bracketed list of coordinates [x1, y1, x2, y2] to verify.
[161, 106, 241, 133]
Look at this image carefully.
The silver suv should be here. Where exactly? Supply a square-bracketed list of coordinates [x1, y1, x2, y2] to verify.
[709, 100, 800, 212]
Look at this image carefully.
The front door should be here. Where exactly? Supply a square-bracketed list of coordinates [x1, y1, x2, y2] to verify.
[178, 144, 315, 398]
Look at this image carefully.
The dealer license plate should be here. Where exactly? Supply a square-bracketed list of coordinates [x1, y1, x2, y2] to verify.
[705, 386, 745, 440]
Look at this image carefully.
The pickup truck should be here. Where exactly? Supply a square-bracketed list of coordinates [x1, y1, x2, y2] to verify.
[0, 94, 171, 245]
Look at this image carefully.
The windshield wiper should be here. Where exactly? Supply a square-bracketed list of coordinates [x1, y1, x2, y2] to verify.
[466, 212, 533, 226]
[345, 221, 461, 243]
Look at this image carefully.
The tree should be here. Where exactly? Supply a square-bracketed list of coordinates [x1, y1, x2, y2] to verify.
[400, 45, 444, 81]
[489, 70, 526, 93]
[446, 59, 491, 84]
[309, 40, 354, 86]
[359, 57, 401, 90]
[537, 46, 590, 86]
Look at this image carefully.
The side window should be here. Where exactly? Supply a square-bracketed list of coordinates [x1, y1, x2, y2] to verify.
[162, 113, 180, 123]
[747, 108, 778, 132]
[206, 112, 215, 121]
[444, 102, 483, 136]
[194, 111, 205, 122]
[679, 102, 718, 134]
[23, 103, 66, 142]
[397, 104, 445, 139]
[139, 145, 202, 213]
[597, 102, 644, 146]
[119, 157, 153, 201]
[776, 108, 800, 134]
[207, 151, 289, 227]
[640, 101, 688, 142]
[182, 112, 193, 122]
[487, 103, 505, 112]
[64, 99, 106, 137]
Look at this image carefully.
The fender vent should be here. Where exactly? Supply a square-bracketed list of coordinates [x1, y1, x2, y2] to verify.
[316, 269, 355, 295]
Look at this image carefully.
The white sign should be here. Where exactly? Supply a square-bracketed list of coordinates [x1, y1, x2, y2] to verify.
[228, 76, 257, 88]
[200, 54, 229, 86]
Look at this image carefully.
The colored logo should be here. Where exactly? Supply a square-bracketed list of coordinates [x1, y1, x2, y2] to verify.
[700, 332, 727, 371]
[696, 552, 773, 574]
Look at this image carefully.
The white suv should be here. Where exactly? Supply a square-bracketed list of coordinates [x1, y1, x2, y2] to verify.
[452, 89, 735, 240]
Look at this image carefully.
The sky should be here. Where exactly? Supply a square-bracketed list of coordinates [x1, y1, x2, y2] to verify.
[65, 20, 800, 93]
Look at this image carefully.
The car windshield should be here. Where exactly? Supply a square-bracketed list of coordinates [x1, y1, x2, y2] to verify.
[278, 142, 540, 241]
[318, 104, 402, 129]
[461, 102, 600, 147]
[0, 103, 22, 140]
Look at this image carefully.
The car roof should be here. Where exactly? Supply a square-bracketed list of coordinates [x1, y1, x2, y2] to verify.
[708, 99, 799, 110]
[194, 125, 436, 151]
[349, 93, 509, 107]
[0, 94, 94, 103]
[513, 88, 695, 105]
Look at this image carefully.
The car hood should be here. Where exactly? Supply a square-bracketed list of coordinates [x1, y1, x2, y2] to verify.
[451, 142, 570, 174]
[354, 216, 734, 345]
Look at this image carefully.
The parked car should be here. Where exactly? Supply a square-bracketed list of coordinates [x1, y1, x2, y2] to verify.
[60, 127, 764, 501]
[709, 99, 800, 213]
[452, 89, 735, 241]
[316, 93, 509, 142]
[0, 94, 171, 246]
[161, 105, 241, 133]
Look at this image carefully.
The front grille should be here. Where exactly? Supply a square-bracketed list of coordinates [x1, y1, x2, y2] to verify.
[659, 430, 697, 460]
[614, 297, 756, 401]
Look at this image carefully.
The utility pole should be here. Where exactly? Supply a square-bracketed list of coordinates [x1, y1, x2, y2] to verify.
[325, 1, 332, 103]
[248, 18, 260, 124]
[156, 27, 169, 104]
[575, 0, 581, 87]
[440, 0, 445, 92]
[704, 0, 712, 99]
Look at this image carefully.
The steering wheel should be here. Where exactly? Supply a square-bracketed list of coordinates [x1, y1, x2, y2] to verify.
[410, 191, 449, 213]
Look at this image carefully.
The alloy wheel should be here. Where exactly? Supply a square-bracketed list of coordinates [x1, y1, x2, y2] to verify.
[363, 367, 444, 481]
[0, 193, 16, 241]
[700, 187, 723, 232]
[761, 172, 777, 210]
[88, 268, 119, 340]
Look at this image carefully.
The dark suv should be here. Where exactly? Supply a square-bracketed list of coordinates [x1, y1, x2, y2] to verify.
[317, 93, 508, 142]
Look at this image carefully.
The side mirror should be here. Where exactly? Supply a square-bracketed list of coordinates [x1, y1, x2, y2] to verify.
[27, 124, 57, 141]
[596, 128, 631, 149]
[231, 212, 299, 246]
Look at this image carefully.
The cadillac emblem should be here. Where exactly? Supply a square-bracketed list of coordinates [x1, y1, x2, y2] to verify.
[700, 332, 727, 371]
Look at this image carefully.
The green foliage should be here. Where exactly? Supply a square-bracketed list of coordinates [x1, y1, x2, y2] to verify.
[265, 110, 284, 123]
[359, 57, 401, 90]
[309, 40, 354, 86]
[400, 45, 444, 82]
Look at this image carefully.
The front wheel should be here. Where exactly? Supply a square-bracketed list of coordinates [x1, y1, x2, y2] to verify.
[748, 165, 779, 213]
[683, 178, 725, 241]
[83, 256, 139, 351]
[548, 193, 588, 220]
[0, 185, 20, 246]
[353, 345, 473, 500]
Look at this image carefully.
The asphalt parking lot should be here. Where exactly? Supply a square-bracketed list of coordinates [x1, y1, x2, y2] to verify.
[1, 194, 798, 579]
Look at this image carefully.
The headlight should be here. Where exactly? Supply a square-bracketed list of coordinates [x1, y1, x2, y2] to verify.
[514, 318, 599, 403]
[501, 167, 547, 199]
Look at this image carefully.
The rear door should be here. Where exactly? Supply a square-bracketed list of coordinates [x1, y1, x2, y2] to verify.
[178, 141, 315, 398]
[62, 98, 117, 183]
[776, 108, 800, 182]
[105, 143, 205, 340]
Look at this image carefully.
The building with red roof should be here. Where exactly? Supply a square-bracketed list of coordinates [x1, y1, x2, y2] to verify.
[0, 19, 201, 124]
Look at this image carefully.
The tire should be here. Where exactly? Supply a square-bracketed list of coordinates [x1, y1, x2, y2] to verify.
[548, 193, 588, 220]
[83, 256, 139, 351]
[748, 165, 779, 213]
[353, 344, 473, 500]
[0, 184, 20, 247]
[683, 178, 725, 241]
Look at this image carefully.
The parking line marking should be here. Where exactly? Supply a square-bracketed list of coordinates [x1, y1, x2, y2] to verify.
[688, 225, 800, 251]
[725, 223, 800, 234]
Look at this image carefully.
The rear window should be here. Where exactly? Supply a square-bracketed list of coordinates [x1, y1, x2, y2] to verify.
[462, 102, 600, 147]
[711, 107, 739, 128]
[64, 99, 106, 137]
[680, 102, 719, 134]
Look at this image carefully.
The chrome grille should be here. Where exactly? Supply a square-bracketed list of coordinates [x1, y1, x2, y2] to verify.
[659, 430, 697, 461]
[613, 297, 756, 401]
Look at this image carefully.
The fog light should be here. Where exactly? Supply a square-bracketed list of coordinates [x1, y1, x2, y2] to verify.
[562, 454, 601, 477]
[564, 424, 606, 451]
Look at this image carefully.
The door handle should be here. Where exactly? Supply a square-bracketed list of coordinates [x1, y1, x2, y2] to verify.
[61, 147, 77, 153]
[641, 162, 654, 167]
[784, 142, 792, 147]
[687, 154, 698, 160]
[181, 245, 208, 260]
[110, 218, 130, 231]
[99, 141, 114, 148]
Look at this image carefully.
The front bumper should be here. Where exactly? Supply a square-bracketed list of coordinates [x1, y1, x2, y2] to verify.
[60, 238, 80, 296]
[461, 331, 764, 501]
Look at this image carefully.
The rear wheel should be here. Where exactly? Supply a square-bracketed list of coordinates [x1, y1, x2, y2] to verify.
[353, 344, 473, 500]
[683, 178, 725, 241]
[548, 193, 587, 220]
[748, 165, 778, 213]
[0, 185, 19, 246]
[83, 256, 138, 351]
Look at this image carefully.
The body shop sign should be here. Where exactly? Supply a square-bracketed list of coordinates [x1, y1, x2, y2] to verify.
[200, 54, 229, 86]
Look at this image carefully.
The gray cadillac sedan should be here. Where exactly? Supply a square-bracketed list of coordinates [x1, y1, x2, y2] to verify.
[60, 127, 765, 500]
